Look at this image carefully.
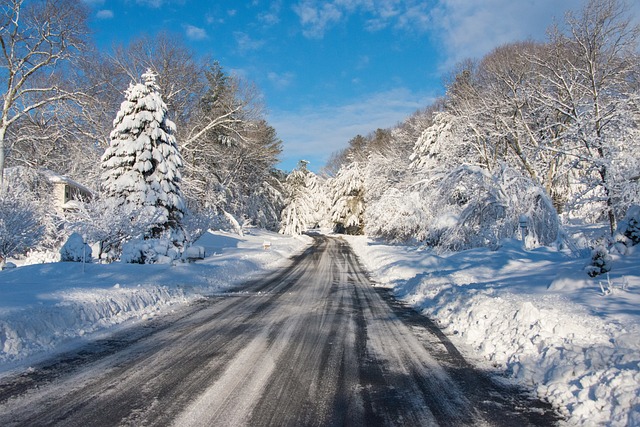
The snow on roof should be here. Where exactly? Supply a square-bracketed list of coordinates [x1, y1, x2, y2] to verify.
[40, 169, 94, 195]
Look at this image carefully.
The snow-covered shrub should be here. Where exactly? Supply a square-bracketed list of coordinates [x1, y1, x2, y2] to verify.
[420, 165, 559, 252]
[0, 192, 45, 260]
[20, 249, 60, 265]
[365, 189, 428, 242]
[121, 238, 179, 264]
[181, 207, 216, 243]
[2, 167, 65, 251]
[59, 232, 92, 262]
[586, 245, 612, 277]
[615, 205, 640, 247]
[520, 188, 561, 248]
[67, 197, 162, 262]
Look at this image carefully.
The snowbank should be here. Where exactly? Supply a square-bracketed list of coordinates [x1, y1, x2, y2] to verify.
[345, 236, 640, 426]
[0, 230, 311, 371]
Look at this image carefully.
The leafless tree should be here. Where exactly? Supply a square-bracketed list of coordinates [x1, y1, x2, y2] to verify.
[530, 0, 640, 233]
[0, 0, 89, 188]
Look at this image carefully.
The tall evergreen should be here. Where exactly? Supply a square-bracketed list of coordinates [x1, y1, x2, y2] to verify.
[101, 70, 185, 239]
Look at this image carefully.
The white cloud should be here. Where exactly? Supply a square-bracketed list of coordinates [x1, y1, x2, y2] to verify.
[356, 55, 369, 69]
[293, 1, 343, 38]
[259, 12, 280, 26]
[136, 0, 163, 7]
[82, 0, 105, 6]
[234, 32, 266, 52]
[184, 24, 208, 41]
[428, 0, 585, 69]
[267, 71, 295, 89]
[96, 9, 114, 19]
[259, 0, 282, 27]
[269, 87, 436, 170]
[292, 0, 431, 38]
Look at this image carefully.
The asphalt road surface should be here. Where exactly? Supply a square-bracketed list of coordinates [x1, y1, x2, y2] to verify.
[0, 235, 560, 426]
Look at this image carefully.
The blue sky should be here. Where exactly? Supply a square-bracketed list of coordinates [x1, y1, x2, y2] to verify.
[82, 0, 639, 172]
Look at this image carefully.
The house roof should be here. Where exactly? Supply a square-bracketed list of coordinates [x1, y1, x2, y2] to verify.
[40, 169, 94, 195]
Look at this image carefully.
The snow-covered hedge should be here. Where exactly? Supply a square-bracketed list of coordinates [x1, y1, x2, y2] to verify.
[365, 165, 560, 249]
[121, 238, 180, 264]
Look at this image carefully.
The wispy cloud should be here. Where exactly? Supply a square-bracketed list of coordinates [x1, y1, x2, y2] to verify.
[428, 0, 584, 69]
[292, 0, 431, 38]
[184, 24, 208, 41]
[234, 32, 266, 53]
[292, 1, 343, 38]
[267, 71, 296, 89]
[136, 0, 163, 7]
[270, 87, 436, 170]
[96, 9, 114, 19]
[132, 0, 186, 8]
[291, 0, 640, 74]
[258, 0, 282, 27]
[356, 55, 369, 70]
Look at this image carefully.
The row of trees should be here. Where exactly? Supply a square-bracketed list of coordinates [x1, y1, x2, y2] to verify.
[0, 0, 286, 260]
[279, 0, 640, 252]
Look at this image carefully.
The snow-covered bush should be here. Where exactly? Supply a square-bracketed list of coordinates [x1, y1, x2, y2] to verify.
[2, 167, 65, 251]
[68, 197, 162, 262]
[615, 205, 640, 247]
[421, 165, 560, 252]
[365, 189, 427, 242]
[121, 238, 179, 264]
[59, 232, 92, 262]
[586, 245, 612, 277]
[0, 192, 45, 260]
[181, 207, 219, 243]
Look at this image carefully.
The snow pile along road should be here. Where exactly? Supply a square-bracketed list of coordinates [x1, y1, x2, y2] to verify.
[345, 236, 640, 426]
[0, 230, 311, 371]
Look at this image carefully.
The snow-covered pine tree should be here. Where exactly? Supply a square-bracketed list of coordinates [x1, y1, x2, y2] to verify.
[101, 69, 185, 242]
[279, 160, 318, 235]
[329, 161, 365, 235]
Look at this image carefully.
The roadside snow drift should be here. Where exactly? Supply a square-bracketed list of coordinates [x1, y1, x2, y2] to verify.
[345, 236, 640, 427]
[0, 230, 310, 371]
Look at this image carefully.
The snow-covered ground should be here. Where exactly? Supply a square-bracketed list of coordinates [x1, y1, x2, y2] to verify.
[0, 229, 311, 374]
[345, 234, 640, 426]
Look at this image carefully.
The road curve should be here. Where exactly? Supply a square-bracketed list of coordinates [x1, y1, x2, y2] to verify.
[0, 235, 559, 426]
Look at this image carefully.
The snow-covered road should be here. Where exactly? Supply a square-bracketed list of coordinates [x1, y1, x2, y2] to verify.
[0, 236, 559, 426]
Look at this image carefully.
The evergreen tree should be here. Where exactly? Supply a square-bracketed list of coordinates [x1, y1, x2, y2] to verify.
[101, 70, 185, 241]
[279, 160, 317, 235]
